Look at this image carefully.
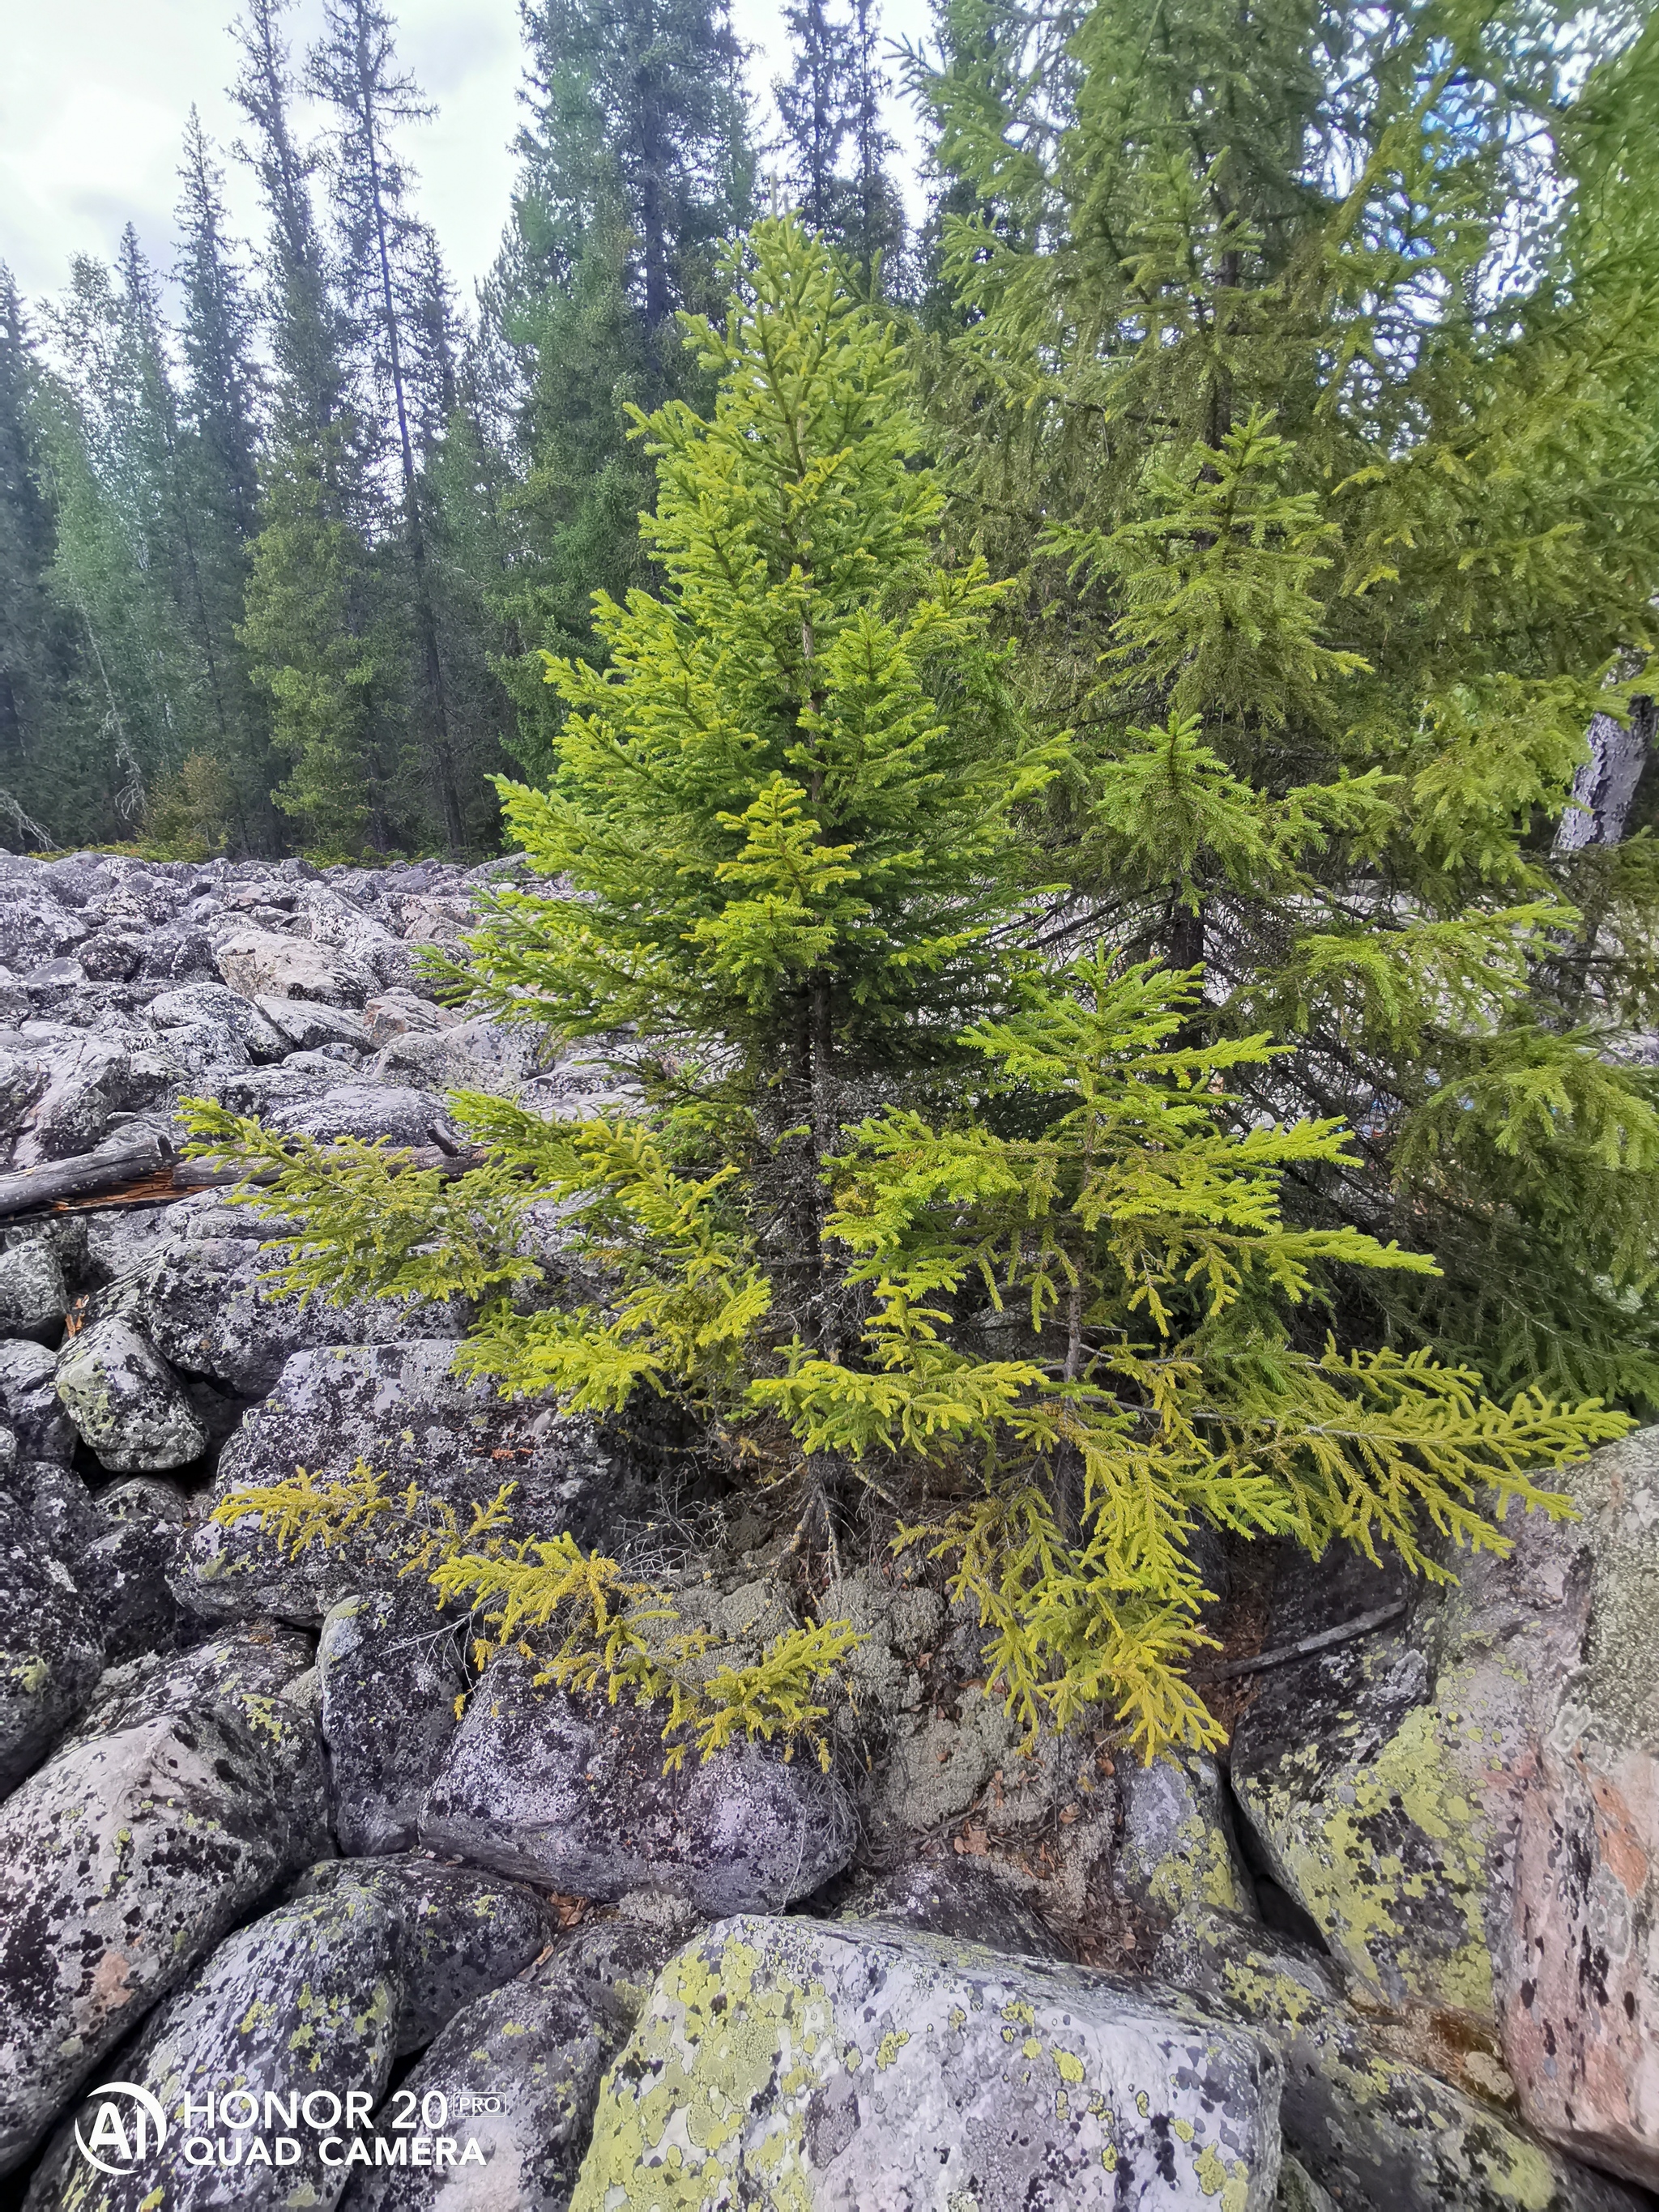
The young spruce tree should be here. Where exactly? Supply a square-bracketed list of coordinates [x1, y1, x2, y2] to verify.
[190, 222, 1626, 1762]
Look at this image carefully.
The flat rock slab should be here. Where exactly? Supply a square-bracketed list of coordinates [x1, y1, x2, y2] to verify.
[573, 1914, 1284, 2210]
[419, 1656, 855, 1916]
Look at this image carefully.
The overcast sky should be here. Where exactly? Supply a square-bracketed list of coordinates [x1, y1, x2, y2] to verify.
[0, 0, 936, 311]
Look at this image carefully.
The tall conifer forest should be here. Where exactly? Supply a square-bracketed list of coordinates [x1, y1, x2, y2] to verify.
[9, 0, 1659, 1741]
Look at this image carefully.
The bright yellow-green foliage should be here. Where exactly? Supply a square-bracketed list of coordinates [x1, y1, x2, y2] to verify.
[210, 1461, 856, 1771]
[453, 214, 1063, 1105]
[187, 953, 1624, 1762]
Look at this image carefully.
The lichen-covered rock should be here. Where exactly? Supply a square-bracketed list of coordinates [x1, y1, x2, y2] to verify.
[263, 1080, 457, 1149]
[0, 1490, 103, 1792]
[0, 1236, 67, 1340]
[1230, 1434, 1659, 2193]
[318, 1588, 467, 1852]
[0, 1337, 75, 1461]
[340, 1909, 702, 2212]
[1495, 1430, 1659, 2189]
[574, 1913, 1284, 2210]
[1229, 1545, 1490, 2011]
[55, 1318, 208, 1473]
[1156, 1907, 1647, 2212]
[21, 1456, 102, 1563]
[844, 1853, 1069, 1960]
[147, 979, 286, 1060]
[78, 1478, 194, 1663]
[1114, 1750, 1257, 1937]
[420, 1655, 855, 1916]
[177, 1343, 618, 1624]
[28, 1887, 403, 2212]
[94, 1230, 466, 1396]
[61, 1621, 318, 1749]
[292, 1856, 551, 2052]
[0, 1691, 331, 2175]
[216, 928, 377, 1005]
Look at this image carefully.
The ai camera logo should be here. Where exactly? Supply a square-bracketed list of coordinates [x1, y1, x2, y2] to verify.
[74, 2083, 168, 2178]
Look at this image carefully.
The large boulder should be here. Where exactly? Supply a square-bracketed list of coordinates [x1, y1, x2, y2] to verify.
[79, 1477, 194, 1663]
[292, 1856, 551, 2053]
[340, 1912, 696, 2212]
[0, 1683, 330, 2175]
[216, 929, 377, 1006]
[420, 1655, 856, 1916]
[0, 1235, 69, 1340]
[574, 1915, 1285, 2210]
[8, 1034, 180, 1167]
[262, 1082, 458, 1149]
[318, 1587, 467, 1853]
[93, 1230, 467, 1397]
[55, 1319, 208, 1473]
[177, 1342, 619, 1624]
[28, 1887, 403, 2212]
[1158, 1907, 1648, 2212]
[61, 1621, 318, 1749]
[0, 1337, 75, 1461]
[0, 1490, 103, 1792]
[147, 981, 285, 1061]
[1229, 1433, 1659, 2192]
[842, 1853, 1069, 1961]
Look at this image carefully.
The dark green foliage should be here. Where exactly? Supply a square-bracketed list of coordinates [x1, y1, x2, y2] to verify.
[916, 0, 1659, 1409]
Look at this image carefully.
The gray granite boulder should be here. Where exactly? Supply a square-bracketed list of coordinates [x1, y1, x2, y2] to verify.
[28, 1886, 403, 2212]
[148, 980, 286, 1061]
[1112, 1749, 1258, 1937]
[0, 1490, 103, 1792]
[293, 1856, 552, 2052]
[1230, 1432, 1659, 2191]
[575, 1914, 1284, 2209]
[92, 1230, 466, 1396]
[1157, 1906, 1648, 2212]
[420, 1655, 855, 1916]
[0, 1236, 68, 1340]
[0, 1336, 77, 1460]
[318, 1587, 467, 1853]
[340, 1908, 698, 2212]
[177, 1342, 618, 1625]
[60, 1620, 317, 1750]
[56, 1318, 208, 1473]
[262, 1081, 457, 1149]
[0, 1681, 330, 2175]
[20, 1456, 103, 1563]
[217, 929, 377, 1006]
[842, 1853, 1068, 1961]
[79, 1477, 194, 1663]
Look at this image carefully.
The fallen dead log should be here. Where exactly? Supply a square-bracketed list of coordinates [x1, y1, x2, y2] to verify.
[0, 1138, 489, 1221]
[0, 1134, 176, 1219]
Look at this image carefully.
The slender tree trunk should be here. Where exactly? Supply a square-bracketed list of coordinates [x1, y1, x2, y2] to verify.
[356, 60, 464, 854]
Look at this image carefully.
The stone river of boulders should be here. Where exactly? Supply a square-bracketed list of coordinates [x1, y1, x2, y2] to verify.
[0, 849, 1655, 2207]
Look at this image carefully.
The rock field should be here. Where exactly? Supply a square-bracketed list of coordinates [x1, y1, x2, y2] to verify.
[0, 847, 1656, 2209]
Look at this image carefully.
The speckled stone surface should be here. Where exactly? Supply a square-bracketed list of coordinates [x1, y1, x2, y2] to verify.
[293, 1856, 551, 2052]
[28, 1888, 403, 2211]
[0, 1682, 330, 2176]
[419, 1653, 856, 1916]
[0, 1489, 102, 1792]
[573, 1913, 1284, 2210]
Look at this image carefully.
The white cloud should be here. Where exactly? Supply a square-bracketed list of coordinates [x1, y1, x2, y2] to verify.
[0, 0, 939, 312]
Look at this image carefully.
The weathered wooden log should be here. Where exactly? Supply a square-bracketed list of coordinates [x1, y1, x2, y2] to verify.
[0, 1134, 175, 1219]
